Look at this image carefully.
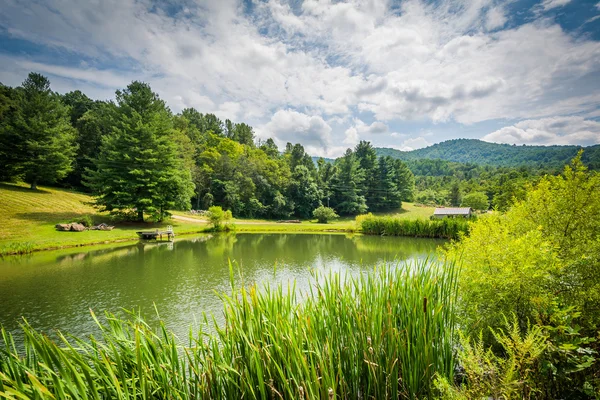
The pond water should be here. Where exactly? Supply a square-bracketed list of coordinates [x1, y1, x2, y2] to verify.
[0, 233, 443, 343]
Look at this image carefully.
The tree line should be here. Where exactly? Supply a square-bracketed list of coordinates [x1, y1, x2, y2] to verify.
[0, 73, 415, 221]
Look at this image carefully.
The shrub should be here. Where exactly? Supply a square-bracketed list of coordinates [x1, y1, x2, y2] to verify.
[207, 205, 232, 231]
[312, 206, 339, 223]
[436, 316, 548, 399]
[78, 214, 94, 227]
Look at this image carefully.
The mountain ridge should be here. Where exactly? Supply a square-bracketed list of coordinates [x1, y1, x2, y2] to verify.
[374, 139, 600, 168]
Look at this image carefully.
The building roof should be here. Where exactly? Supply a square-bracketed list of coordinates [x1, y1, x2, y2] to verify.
[433, 207, 472, 215]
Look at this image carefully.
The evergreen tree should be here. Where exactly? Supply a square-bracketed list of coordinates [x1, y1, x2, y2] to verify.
[449, 182, 462, 206]
[0, 73, 77, 189]
[85, 82, 194, 221]
[392, 158, 415, 201]
[373, 156, 402, 210]
[330, 149, 367, 215]
[354, 141, 378, 208]
[0, 83, 20, 181]
[63, 100, 116, 188]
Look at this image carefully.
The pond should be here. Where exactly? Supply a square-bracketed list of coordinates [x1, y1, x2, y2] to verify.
[0, 233, 444, 343]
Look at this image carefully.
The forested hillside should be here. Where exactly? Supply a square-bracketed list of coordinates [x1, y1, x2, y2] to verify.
[375, 139, 600, 168]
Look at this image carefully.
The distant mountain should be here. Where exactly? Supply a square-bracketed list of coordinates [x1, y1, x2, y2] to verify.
[375, 139, 600, 169]
[311, 156, 335, 164]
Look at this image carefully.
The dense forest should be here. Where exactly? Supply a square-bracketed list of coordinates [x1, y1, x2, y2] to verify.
[376, 138, 600, 169]
[0, 73, 414, 221]
[2, 73, 596, 221]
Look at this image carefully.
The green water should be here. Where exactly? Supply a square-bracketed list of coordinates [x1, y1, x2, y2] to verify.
[0, 233, 443, 342]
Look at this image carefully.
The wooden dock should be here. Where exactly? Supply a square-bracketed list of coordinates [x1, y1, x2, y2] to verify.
[136, 226, 175, 241]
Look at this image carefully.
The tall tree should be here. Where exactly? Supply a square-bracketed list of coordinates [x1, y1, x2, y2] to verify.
[0, 73, 77, 189]
[330, 149, 367, 215]
[85, 82, 194, 221]
[0, 83, 20, 181]
[354, 141, 378, 208]
[449, 182, 462, 206]
[392, 158, 415, 202]
[63, 100, 116, 188]
[372, 156, 402, 210]
[289, 165, 321, 218]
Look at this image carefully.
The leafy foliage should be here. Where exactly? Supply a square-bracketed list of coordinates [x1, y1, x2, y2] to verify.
[312, 205, 339, 223]
[0, 260, 458, 399]
[207, 205, 233, 231]
[461, 191, 489, 210]
[445, 153, 600, 397]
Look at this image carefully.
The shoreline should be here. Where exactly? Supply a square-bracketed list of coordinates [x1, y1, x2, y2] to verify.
[0, 223, 355, 257]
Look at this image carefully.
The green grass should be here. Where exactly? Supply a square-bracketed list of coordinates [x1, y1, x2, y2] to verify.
[0, 259, 458, 399]
[359, 214, 471, 239]
[172, 203, 437, 233]
[0, 183, 207, 255]
[0, 182, 438, 255]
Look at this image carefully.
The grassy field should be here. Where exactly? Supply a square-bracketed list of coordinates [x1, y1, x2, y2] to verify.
[172, 202, 437, 233]
[0, 183, 207, 255]
[0, 182, 437, 255]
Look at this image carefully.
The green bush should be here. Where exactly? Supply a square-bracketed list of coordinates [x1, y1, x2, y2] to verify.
[312, 206, 339, 223]
[78, 214, 94, 227]
[207, 205, 232, 231]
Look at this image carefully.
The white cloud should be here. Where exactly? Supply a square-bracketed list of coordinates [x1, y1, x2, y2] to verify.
[485, 7, 507, 30]
[482, 116, 600, 145]
[395, 137, 432, 151]
[258, 109, 333, 149]
[0, 0, 599, 151]
[343, 127, 360, 146]
[539, 0, 572, 11]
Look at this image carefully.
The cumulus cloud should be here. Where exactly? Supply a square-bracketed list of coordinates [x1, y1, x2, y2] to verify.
[482, 117, 600, 145]
[0, 0, 599, 151]
[258, 109, 333, 150]
[395, 137, 433, 151]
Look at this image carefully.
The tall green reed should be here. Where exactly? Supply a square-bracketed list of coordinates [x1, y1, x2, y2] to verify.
[359, 215, 470, 239]
[0, 259, 458, 399]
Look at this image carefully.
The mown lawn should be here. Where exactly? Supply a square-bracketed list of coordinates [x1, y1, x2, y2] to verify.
[0, 182, 437, 255]
[0, 183, 207, 255]
[172, 202, 436, 232]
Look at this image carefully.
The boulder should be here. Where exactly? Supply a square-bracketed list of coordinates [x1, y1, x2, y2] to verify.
[55, 223, 72, 231]
[70, 223, 86, 232]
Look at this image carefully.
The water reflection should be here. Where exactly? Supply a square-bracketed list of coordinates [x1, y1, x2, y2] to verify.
[0, 233, 443, 344]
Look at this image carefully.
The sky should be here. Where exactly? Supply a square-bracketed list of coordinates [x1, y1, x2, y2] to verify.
[1, 0, 600, 157]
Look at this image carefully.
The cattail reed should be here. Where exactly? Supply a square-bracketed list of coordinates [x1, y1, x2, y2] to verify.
[0, 259, 458, 399]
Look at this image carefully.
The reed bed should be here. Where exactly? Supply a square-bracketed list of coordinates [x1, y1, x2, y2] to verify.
[0, 260, 458, 399]
[359, 215, 470, 239]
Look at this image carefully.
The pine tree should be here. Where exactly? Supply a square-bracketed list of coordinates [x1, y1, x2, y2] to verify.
[392, 158, 415, 202]
[354, 141, 378, 208]
[330, 149, 367, 215]
[0, 73, 77, 189]
[85, 82, 194, 221]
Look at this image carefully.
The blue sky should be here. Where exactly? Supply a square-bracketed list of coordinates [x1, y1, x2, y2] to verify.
[1, 0, 599, 157]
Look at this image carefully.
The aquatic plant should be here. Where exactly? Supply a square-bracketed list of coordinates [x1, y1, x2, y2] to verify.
[359, 215, 470, 239]
[0, 259, 458, 399]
